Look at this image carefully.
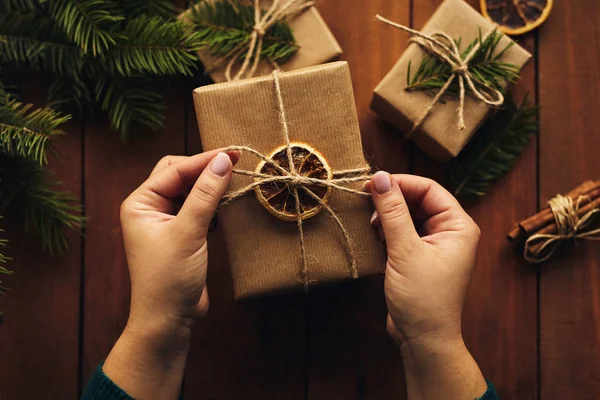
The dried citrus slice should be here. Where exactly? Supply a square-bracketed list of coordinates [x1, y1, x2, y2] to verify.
[254, 142, 333, 221]
[480, 0, 553, 36]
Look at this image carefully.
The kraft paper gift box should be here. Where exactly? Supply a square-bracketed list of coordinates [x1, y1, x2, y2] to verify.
[181, 1, 342, 83]
[193, 61, 386, 299]
[371, 0, 532, 161]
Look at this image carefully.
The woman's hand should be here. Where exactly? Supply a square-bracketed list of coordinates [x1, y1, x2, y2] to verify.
[103, 150, 238, 400]
[367, 172, 488, 400]
[121, 150, 239, 332]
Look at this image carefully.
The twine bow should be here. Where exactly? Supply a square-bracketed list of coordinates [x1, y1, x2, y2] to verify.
[375, 15, 505, 136]
[218, 70, 374, 291]
[219, 0, 314, 82]
[524, 194, 600, 263]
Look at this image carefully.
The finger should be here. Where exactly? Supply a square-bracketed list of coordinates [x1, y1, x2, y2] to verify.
[370, 171, 420, 254]
[389, 175, 473, 236]
[127, 150, 240, 213]
[177, 152, 233, 235]
[150, 155, 188, 176]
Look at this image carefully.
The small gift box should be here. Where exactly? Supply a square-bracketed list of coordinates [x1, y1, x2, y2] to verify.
[181, 0, 342, 83]
[193, 61, 386, 299]
[371, 0, 532, 161]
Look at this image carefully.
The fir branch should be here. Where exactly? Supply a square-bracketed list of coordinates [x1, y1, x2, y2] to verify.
[119, 0, 176, 19]
[188, 0, 299, 65]
[0, 97, 69, 165]
[47, 74, 93, 111]
[94, 75, 164, 139]
[407, 30, 520, 98]
[106, 16, 203, 76]
[0, 156, 84, 254]
[47, 0, 123, 56]
[448, 95, 539, 198]
[0, 13, 85, 75]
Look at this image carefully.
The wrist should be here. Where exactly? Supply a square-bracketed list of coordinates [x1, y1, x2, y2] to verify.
[124, 314, 193, 356]
[399, 331, 466, 363]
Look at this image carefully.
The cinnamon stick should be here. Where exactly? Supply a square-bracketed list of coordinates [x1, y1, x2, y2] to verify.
[526, 194, 600, 255]
[507, 180, 600, 242]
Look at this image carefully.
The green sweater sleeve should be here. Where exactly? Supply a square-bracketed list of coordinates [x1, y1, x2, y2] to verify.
[81, 363, 500, 400]
[81, 365, 133, 400]
[477, 380, 500, 400]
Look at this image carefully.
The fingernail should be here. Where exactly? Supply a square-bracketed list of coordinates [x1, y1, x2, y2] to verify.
[370, 210, 379, 225]
[373, 171, 392, 194]
[210, 152, 231, 176]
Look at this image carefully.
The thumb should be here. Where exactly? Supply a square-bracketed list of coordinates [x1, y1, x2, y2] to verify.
[370, 171, 420, 260]
[177, 152, 233, 235]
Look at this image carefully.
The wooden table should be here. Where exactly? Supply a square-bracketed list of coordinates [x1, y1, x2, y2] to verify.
[1, 0, 599, 398]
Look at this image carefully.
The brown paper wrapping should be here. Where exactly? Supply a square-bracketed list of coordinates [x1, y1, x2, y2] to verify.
[193, 61, 386, 299]
[181, 4, 342, 83]
[371, 0, 532, 161]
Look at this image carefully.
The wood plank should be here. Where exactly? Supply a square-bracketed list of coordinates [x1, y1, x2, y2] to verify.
[0, 90, 82, 399]
[306, 1, 411, 398]
[184, 73, 307, 399]
[81, 81, 187, 382]
[538, 0, 600, 397]
[411, 1, 538, 398]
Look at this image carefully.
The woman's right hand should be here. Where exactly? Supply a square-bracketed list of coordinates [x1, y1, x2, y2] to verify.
[366, 172, 488, 399]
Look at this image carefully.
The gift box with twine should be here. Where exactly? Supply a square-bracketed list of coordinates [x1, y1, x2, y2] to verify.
[193, 61, 386, 299]
[371, 0, 531, 161]
[181, 0, 342, 84]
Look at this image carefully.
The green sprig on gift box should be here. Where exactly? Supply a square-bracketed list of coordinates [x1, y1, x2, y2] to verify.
[186, 0, 300, 65]
[407, 30, 520, 97]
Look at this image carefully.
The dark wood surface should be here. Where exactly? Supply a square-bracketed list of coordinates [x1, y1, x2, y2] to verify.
[0, 0, 598, 398]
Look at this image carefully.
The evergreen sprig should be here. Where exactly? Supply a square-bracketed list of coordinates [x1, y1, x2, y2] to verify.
[449, 95, 539, 198]
[95, 75, 164, 139]
[0, 156, 84, 254]
[0, 1, 205, 138]
[407, 30, 520, 97]
[188, 0, 299, 65]
[0, 97, 69, 165]
[107, 16, 204, 76]
[47, 0, 123, 56]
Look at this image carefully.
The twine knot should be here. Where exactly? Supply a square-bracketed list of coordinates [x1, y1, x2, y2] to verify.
[219, 70, 373, 291]
[253, 24, 266, 36]
[375, 15, 505, 136]
[220, 0, 314, 82]
[524, 194, 600, 263]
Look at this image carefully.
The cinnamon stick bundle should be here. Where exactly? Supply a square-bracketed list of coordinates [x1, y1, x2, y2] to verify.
[507, 180, 600, 242]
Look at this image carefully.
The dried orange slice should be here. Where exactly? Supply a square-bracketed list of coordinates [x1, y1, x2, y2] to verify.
[480, 0, 553, 36]
[254, 142, 333, 221]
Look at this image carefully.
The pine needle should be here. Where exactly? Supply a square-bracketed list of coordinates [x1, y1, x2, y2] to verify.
[448, 94, 539, 198]
[0, 97, 69, 165]
[0, 156, 85, 254]
[47, 0, 123, 56]
[407, 30, 520, 98]
[187, 0, 300, 65]
[94, 74, 164, 140]
[106, 16, 203, 76]
[0, 218, 12, 324]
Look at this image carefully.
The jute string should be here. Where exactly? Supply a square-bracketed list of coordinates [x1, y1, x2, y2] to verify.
[524, 194, 600, 263]
[219, 70, 373, 291]
[214, 0, 314, 82]
[375, 15, 505, 137]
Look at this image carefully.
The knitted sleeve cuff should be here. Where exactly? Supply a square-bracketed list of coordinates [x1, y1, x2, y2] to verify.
[81, 364, 134, 400]
[477, 380, 500, 400]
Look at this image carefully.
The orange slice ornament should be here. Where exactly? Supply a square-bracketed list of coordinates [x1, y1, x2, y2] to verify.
[254, 142, 333, 222]
[480, 0, 553, 36]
